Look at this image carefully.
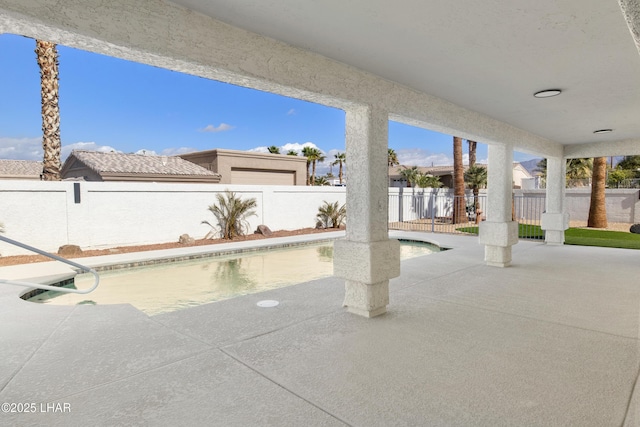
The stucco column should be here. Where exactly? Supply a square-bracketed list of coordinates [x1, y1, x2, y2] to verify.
[333, 105, 400, 318]
[478, 143, 518, 267]
[540, 156, 569, 244]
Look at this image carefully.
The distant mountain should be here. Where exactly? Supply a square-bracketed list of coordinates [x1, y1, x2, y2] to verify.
[519, 158, 542, 175]
[519, 156, 625, 176]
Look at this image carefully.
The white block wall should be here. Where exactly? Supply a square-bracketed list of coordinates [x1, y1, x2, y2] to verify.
[515, 189, 640, 223]
[0, 181, 346, 256]
[2, 182, 638, 256]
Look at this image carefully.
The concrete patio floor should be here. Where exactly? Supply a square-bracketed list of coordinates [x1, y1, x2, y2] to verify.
[1, 231, 639, 426]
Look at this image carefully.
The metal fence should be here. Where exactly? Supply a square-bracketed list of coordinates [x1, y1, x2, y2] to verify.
[389, 191, 545, 240]
[513, 194, 545, 240]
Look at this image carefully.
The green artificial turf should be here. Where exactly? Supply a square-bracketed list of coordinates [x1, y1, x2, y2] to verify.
[564, 227, 640, 249]
[456, 224, 640, 249]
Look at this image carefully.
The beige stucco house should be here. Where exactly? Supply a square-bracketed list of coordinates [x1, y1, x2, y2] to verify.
[61, 150, 221, 183]
[180, 148, 308, 185]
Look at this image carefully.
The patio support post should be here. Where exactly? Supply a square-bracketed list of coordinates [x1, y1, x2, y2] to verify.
[479, 143, 518, 267]
[334, 105, 400, 318]
[541, 156, 569, 244]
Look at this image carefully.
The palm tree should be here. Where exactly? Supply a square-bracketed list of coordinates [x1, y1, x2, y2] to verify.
[388, 148, 399, 167]
[587, 157, 608, 228]
[566, 158, 593, 187]
[468, 140, 477, 167]
[464, 165, 487, 217]
[301, 146, 314, 185]
[414, 173, 442, 188]
[398, 165, 419, 188]
[316, 201, 346, 228]
[535, 158, 547, 179]
[286, 149, 298, 156]
[308, 148, 325, 185]
[536, 158, 594, 188]
[202, 190, 257, 239]
[267, 145, 280, 154]
[453, 136, 466, 223]
[314, 176, 330, 186]
[36, 40, 62, 181]
[332, 152, 346, 184]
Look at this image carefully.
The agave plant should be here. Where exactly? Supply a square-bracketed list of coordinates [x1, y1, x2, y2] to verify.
[316, 201, 346, 229]
[203, 190, 257, 239]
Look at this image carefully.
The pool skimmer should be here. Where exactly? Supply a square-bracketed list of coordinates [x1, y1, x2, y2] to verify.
[257, 300, 279, 308]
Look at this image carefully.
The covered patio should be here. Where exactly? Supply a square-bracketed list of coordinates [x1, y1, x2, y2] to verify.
[2, 0, 640, 315]
[0, 232, 638, 425]
[1, 0, 640, 424]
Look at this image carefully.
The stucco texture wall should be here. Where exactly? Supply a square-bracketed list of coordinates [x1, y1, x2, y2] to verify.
[0, 181, 346, 256]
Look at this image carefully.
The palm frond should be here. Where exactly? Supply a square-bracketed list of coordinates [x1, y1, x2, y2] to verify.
[316, 201, 346, 228]
[204, 190, 257, 239]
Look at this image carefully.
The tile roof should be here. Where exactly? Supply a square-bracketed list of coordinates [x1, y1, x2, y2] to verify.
[0, 159, 42, 177]
[67, 150, 220, 176]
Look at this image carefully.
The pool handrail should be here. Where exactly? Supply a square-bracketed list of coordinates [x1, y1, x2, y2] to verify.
[0, 235, 99, 294]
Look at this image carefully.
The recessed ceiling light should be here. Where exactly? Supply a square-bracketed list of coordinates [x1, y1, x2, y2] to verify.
[533, 89, 562, 98]
[593, 129, 613, 134]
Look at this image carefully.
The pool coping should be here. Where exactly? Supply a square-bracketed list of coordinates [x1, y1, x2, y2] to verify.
[0, 231, 345, 299]
[0, 230, 452, 301]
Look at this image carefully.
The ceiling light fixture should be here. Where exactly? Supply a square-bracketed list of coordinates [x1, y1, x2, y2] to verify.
[533, 89, 562, 98]
[593, 129, 613, 134]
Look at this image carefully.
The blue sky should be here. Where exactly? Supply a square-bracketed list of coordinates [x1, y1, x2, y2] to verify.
[0, 33, 535, 174]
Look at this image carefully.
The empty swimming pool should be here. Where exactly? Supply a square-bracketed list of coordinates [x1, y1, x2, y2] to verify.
[27, 240, 440, 315]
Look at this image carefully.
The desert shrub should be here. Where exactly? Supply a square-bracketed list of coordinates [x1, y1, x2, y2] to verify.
[203, 190, 257, 240]
[316, 201, 346, 229]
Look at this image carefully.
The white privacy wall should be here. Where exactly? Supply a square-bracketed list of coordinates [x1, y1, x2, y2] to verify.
[0, 181, 346, 256]
[2, 181, 639, 256]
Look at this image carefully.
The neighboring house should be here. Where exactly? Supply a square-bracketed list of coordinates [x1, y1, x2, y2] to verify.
[389, 165, 459, 188]
[0, 159, 42, 180]
[180, 148, 308, 185]
[61, 150, 221, 183]
[389, 163, 532, 188]
[511, 162, 534, 189]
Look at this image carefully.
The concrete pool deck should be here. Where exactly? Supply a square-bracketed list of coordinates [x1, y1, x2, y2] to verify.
[0, 231, 639, 426]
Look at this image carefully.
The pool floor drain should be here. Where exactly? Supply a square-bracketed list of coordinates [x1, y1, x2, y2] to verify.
[257, 300, 279, 308]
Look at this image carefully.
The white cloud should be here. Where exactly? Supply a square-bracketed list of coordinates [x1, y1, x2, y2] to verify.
[396, 148, 455, 167]
[159, 147, 198, 156]
[0, 137, 42, 160]
[199, 123, 234, 133]
[247, 146, 269, 154]
[0, 137, 124, 162]
[61, 142, 121, 160]
[249, 142, 319, 155]
[286, 109, 296, 115]
[281, 142, 317, 154]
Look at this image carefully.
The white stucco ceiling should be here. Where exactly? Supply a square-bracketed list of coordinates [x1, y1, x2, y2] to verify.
[170, 0, 640, 147]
